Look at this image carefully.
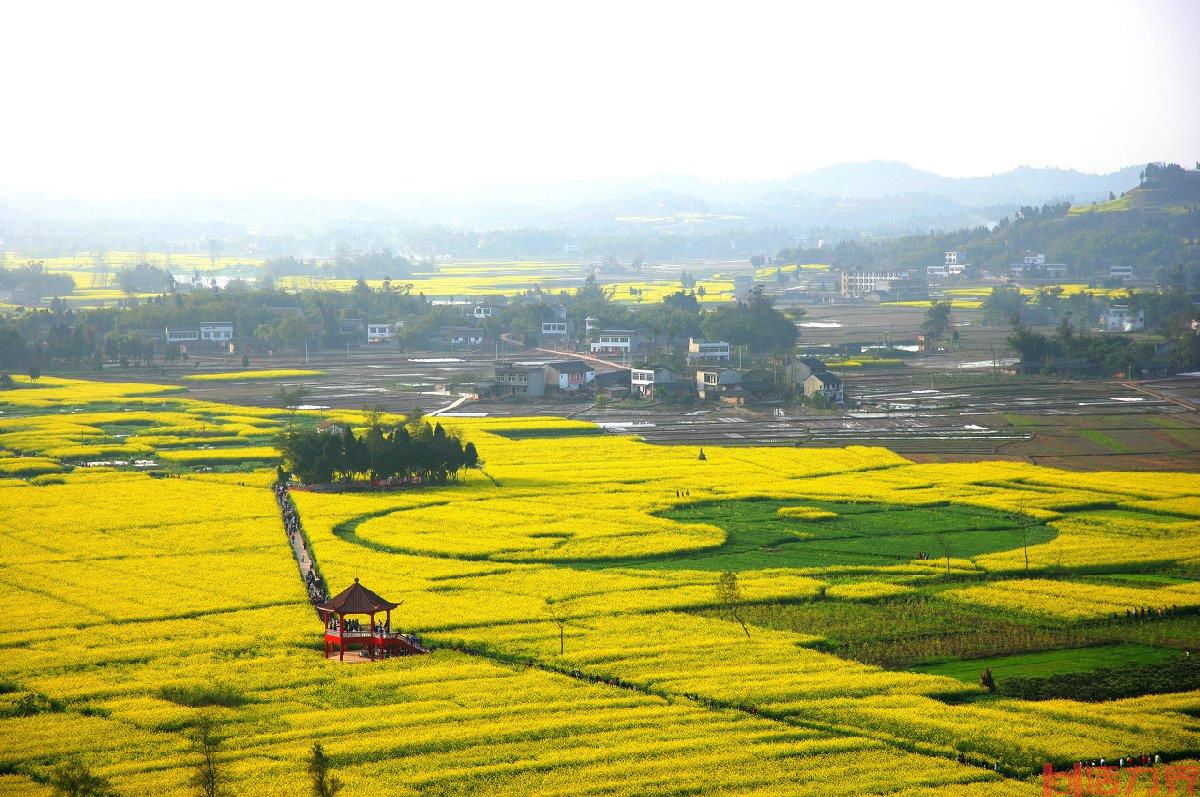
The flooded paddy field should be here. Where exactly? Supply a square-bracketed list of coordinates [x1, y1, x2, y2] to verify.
[791, 305, 1034, 357]
[85, 347, 596, 418]
[571, 370, 1200, 470]
[78, 341, 1200, 472]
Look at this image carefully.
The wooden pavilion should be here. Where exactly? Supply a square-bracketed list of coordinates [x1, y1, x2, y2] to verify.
[317, 578, 426, 660]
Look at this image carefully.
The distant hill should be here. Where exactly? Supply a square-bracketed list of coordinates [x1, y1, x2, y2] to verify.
[778, 163, 1200, 283]
[545, 161, 1145, 237]
[1069, 162, 1200, 216]
[0, 161, 1166, 259]
[777, 161, 1143, 206]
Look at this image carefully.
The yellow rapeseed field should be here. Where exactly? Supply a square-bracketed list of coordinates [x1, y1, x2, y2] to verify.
[0, 376, 1198, 794]
[181, 369, 325, 382]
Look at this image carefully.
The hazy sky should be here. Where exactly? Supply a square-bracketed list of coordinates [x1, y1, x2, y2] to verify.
[2, 0, 1197, 199]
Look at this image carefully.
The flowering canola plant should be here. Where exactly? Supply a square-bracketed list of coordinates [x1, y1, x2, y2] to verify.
[1, 377, 1199, 794]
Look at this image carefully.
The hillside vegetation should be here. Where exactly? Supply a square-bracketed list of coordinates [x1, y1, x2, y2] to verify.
[779, 162, 1200, 284]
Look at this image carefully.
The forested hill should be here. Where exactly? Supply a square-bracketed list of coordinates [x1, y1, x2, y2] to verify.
[778, 163, 1200, 284]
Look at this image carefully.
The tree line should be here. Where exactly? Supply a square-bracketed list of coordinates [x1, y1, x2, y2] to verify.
[0, 279, 433, 372]
[1006, 318, 1200, 377]
[277, 419, 479, 486]
[0, 262, 75, 302]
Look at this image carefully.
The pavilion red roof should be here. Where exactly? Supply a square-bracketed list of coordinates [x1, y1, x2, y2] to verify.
[317, 578, 399, 615]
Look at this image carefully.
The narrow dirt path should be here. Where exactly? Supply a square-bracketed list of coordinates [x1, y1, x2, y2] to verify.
[427, 392, 474, 417]
[1121, 380, 1199, 412]
[498, 332, 627, 371]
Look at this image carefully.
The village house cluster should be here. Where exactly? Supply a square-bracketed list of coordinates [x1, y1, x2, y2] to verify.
[480, 337, 843, 406]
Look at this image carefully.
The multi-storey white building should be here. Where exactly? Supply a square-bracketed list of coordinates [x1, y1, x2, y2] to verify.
[590, 329, 637, 357]
[367, 323, 395, 343]
[686, 338, 731, 365]
[631, 366, 676, 397]
[840, 269, 910, 297]
[1103, 305, 1145, 332]
[540, 320, 569, 338]
[928, 251, 968, 279]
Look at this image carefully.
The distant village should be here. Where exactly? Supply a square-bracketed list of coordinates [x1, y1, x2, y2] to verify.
[0, 240, 1177, 394]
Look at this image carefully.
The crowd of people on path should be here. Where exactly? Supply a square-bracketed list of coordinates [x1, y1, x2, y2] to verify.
[273, 482, 327, 605]
[1083, 754, 1163, 768]
[1124, 605, 1187, 621]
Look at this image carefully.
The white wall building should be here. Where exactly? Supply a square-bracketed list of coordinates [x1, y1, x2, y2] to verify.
[164, 327, 199, 343]
[591, 329, 636, 356]
[200, 321, 233, 342]
[928, 252, 968, 279]
[367, 323, 395, 343]
[631, 366, 676, 396]
[840, 269, 910, 297]
[1009, 254, 1067, 279]
[686, 338, 731, 365]
[1103, 305, 1145, 333]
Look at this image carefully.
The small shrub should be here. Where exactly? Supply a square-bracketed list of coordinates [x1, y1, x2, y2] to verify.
[158, 683, 249, 708]
[47, 758, 117, 797]
[77, 704, 112, 718]
[10, 692, 65, 717]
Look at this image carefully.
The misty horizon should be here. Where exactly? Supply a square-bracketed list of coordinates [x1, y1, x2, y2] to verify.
[0, 159, 1162, 205]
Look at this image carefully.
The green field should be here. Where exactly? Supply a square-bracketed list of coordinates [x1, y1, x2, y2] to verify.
[1080, 429, 1132, 453]
[595, 498, 1055, 571]
[910, 644, 1175, 682]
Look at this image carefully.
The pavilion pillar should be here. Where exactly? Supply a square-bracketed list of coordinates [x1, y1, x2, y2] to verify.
[338, 612, 345, 661]
[369, 612, 376, 660]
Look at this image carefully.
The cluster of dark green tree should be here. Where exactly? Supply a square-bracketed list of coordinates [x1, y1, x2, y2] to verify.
[277, 420, 479, 485]
[1006, 316, 1200, 376]
[776, 163, 1200, 286]
[503, 276, 800, 356]
[261, 249, 414, 281]
[0, 262, 75, 302]
[996, 654, 1200, 702]
[980, 285, 1101, 327]
[0, 279, 437, 370]
[0, 325, 36, 374]
[115, 262, 175, 294]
